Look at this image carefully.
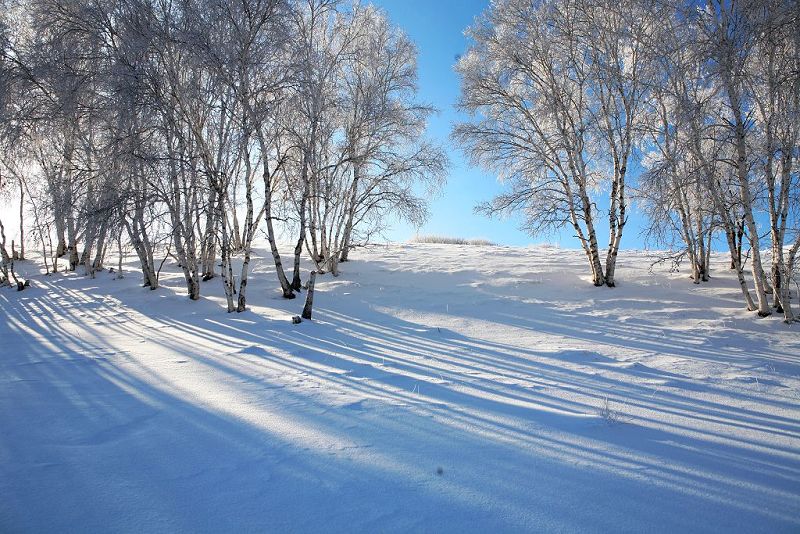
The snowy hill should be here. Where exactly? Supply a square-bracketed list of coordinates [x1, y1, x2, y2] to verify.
[2, 243, 799, 532]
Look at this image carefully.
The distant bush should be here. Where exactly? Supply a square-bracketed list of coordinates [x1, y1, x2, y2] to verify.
[410, 235, 495, 246]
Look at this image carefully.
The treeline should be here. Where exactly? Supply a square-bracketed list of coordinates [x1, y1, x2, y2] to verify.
[0, 0, 446, 311]
[2, 0, 798, 324]
[455, 0, 799, 322]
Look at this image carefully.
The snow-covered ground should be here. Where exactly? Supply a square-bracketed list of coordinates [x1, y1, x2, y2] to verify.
[2, 243, 799, 532]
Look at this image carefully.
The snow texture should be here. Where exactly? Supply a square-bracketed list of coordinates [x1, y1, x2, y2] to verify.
[1, 243, 799, 532]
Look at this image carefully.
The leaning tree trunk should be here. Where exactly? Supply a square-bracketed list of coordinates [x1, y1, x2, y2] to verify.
[251, 123, 294, 299]
[264, 186, 294, 299]
[737, 167, 771, 316]
[727, 77, 771, 315]
[577, 185, 605, 286]
[172, 221, 200, 300]
[725, 223, 757, 311]
[123, 217, 158, 290]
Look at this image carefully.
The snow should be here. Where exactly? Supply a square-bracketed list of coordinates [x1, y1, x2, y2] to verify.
[1, 243, 799, 532]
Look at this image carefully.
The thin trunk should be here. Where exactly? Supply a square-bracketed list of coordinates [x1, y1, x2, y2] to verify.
[237, 247, 252, 312]
[292, 179, 309, 291]
[236, 164, 258, 312]
[92, 220, 109, 271]
[17, 179, 25, 261]
[123, 217, 158, 290]
[218, 188, 236, 313]
[703, 228, 712, 282]
[579, 187, 605, 286]
[55, 218, 66, 258]
[696, 216, 708, 282]
[605, 160, 628, 287]
[257, 133, 294, 298]
[264, 185, 294, 298]
[725, 73, 770, 315]
[201, 187, 218, 281]
[340, 158, 360, 263]
[230, 192, 242, 252]
[116, 230, 124, 279]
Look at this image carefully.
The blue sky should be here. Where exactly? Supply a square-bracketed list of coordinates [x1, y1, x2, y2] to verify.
[375, 0, 650, 249]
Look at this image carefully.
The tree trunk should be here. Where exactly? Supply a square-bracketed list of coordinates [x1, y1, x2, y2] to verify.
[55, 218, 66, 258]
[217, 188, 236, 313]
[92, 220, 109, 272]
[123, 217, 158, 290]
[725, 74, 771, 316]
[725, 224, 757, 311]
[264, 191, 295, 299]
[291, 167, 310, 291]
[249, 122, 294, 299]
[291, 198, 307, 291]
[579, 188, 605, 286]
[116, 230, 124, 279]
[340, 158, 361, 263]
[302, 271, 316, 320]
[201, 188, 218, 281]
[17, 179, 25, 261]
[236, 164, 259, 312]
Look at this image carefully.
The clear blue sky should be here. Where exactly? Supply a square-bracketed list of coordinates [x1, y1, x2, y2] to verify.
[374, 0, 649, 249]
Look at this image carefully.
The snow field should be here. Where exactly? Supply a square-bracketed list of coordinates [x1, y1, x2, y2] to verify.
[1, 243, 799, 532]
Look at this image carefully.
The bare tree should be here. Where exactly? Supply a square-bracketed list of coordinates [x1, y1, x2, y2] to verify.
[696, 0, 772, 316]
[747, 0, 799, 321]
[288, 1, 445, 277]
[456, 0, 659, 286]
[637, 14, 715, 284]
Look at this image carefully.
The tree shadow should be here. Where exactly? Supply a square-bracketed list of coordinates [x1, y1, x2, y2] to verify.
[2, 254, 800, 532]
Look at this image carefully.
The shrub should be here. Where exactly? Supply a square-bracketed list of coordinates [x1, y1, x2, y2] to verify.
[410, 235, 495, 246]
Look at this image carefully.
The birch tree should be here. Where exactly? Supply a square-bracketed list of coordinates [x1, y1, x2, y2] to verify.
[747, 0, 799, 321]
[696, 0, 772, 316]
[638, 14, 716, 284]
[337, 5, 446, 264]
[456, 0, 658, 286]
[289, 1, 445, 277]
[224, 0, 295, 305]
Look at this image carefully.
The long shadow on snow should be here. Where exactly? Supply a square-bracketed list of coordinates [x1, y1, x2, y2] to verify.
[107, 282, 800, 531]
[3, 265, 800, 532]
[1, 281, 571, 532]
